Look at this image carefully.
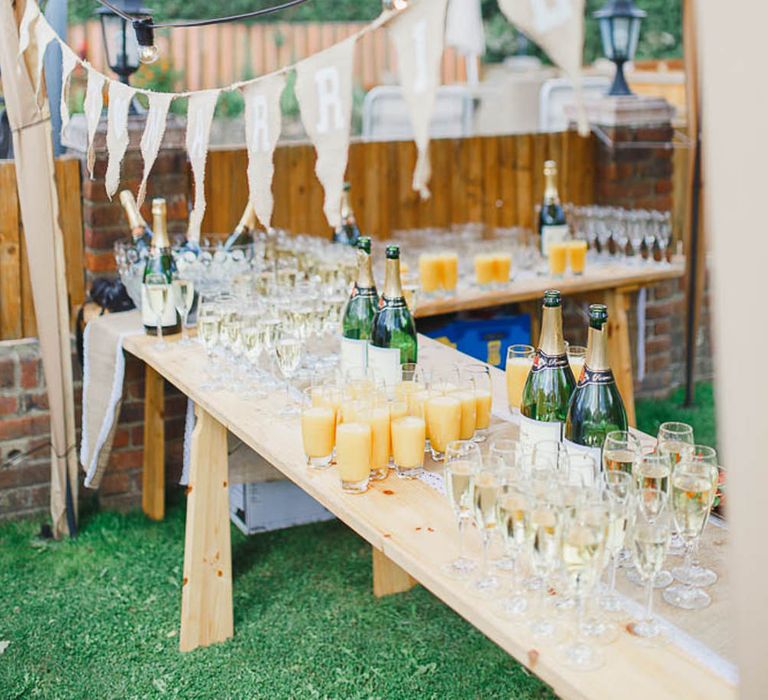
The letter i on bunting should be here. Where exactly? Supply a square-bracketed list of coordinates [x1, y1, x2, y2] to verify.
[137, 92, 174, 207]
[295, 37, 356, 229]
[185, 90, 220, 244]
[84, 68, 106, 179]
[105, 81, 136, 200]
[243, 74, 285, 230]
[389, 0, 449, 200]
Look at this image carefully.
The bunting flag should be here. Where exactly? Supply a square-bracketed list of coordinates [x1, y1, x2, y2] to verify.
[32, 15, 58, 100]
[497, 0, 588, 134]
[17, 0, 40, 57]
[84, 69, 106, 178]
[105, 81, 136, 200]
[243, 74, 286, 230]
[186, 90, 220, 243]
[389, 0, 449, 199]
[59, 46, 78, 136]
[138, 92, 175, 208]
[295, 37, 356, 229]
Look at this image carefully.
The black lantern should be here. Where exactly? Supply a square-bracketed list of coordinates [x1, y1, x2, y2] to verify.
[97, 0, 153, 85]
[593, 0, 646, 97]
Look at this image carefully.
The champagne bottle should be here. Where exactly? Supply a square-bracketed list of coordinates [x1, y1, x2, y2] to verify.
[222, 201, 257, 251]
[538, 160, 568, 256]
[119, 189, 152, 252]
[333, 182, 361, 246]
[369, 245, 417, 388]
[565, 304, 628, 459]
[520, 290, 576, 445]
[141, 198, 180, 335]
[340, 237, 378, 375]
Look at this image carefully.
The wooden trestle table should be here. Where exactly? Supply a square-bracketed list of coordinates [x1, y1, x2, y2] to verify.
[123, 326, 735, 700]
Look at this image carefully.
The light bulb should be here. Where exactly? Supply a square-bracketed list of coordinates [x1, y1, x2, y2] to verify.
[139, 44, 159, 65]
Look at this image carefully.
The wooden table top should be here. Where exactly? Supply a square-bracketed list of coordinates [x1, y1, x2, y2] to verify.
[122, 330, 734, 700]
[413, 260, 685, 317]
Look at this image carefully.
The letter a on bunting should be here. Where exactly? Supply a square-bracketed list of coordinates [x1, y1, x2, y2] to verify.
[295, 37, 356, 229]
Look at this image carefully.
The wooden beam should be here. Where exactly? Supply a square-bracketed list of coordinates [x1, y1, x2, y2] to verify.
[604, 288, 636, 427]
[179, 405, 232, 652]
[142, 364, 166, 521]
[372, 547, 416, 598]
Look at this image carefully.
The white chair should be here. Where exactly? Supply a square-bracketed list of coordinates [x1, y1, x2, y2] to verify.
[361, 85, 474, 141]
[538, 76, 611, 132]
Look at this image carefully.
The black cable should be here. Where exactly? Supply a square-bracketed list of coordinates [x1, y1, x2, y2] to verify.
[1, 441, 77, 471]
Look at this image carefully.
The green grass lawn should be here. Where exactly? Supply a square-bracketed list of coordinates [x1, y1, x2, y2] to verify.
[0, 502, 555, 700]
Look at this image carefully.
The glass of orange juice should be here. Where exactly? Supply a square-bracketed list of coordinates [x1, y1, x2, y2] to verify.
[566, 344, 586, 383]
[439, 251, 459, 294]
[426, 386, 462, 462]
[548, 242, 568, 278]
[392, 393, 427, 479]
[369, 393, 391, 482]
[336, 400, 372, 494]
[301, 387, 337, 468]
[418, 253, 441, 296]
[451, 380, 478, 442]
[463, 364, 493, 442]
[566, 240, 588, 275]
[494, 253, 512, 286]
[506, 344, 534, 413]
[474, 253, 496, 288]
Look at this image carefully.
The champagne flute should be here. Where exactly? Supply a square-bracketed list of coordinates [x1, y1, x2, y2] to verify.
[197, 301, 222, 391]
[602, 430, 641, 474]
[172, 273, 195, 345]
[497, 478, 533, 617]
[444, 440, 482, 579]
[240, 312, 267, 399]
[628, 489, 672, 643]
[658, 421, 694, 555]
[145, 273, 169, 349]
[663, 457, 717, 610]
[528, 489, 563, 638]
[472, 460, 501, 594]
[275, 333, 303, 417]
[599, 470, 633, 613]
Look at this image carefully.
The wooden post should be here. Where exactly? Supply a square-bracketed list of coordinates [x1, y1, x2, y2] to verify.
[604, 288, 636, 427]
[142, 364, 165, 521]
[372, 547, 416, 598]
[179, 405, 233, 652]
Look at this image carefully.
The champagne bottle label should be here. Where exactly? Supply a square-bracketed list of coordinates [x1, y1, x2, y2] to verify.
[531, 349, 569, 373]
[367, 344, 401, 390]
[577, 367, 615, 387]
[141, 285, 177, 328]
[340, 337, 368, 375]
[518, 413, 562, 446]
[540, 224, 568, 256]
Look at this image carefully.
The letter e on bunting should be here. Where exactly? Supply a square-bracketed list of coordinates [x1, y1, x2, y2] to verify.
[389, 0, 449, 199]
[138, 92, 174, 207]
[243, 73, 286, 230]
[295, 37, 356, 229]
[186, 89, 220, 243]
[84, 68, 106, 178]
[105, 81, 136, 200]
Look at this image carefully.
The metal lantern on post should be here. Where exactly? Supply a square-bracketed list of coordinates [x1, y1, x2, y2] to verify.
[593, 0, 646, 97]
[97, 0, 151, 85]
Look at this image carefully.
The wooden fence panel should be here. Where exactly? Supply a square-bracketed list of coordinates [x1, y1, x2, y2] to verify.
[0, 157, 85, 341]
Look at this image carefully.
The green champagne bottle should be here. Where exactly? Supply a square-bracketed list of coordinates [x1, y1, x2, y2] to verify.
[538, 160, 568, 256]
[368, 245, 417, 388]
[119, 189, 152, 253]
[141, 198, 180, 335]
[564, 304, 628, 460]
[340, 237, 378, 375]
[222, 200, 257, 251]
[333, 182, 361, 246]
[520, 290, 576, 445]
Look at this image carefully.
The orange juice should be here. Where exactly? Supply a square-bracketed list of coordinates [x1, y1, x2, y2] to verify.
[395, 380, 424, 402]
[336, 422, 371, 487]
[452, 390, 477, 440]
[548, 242, 568, 277]
[369, 405, 391, 478]
[301, 406, 336, 460]
[569, 357, 585, 383]
[439, 253, 459, 292]
[426, 394, 462, 454]
[494, 254, 512, 284]
[506, 356, 532, 411]
[475, 254, 496, 286]
[475, 390, 492, 430]
[388, 399, 408, 456]
[566, 240, 588, 275]
[419, 254, 441, 294]
[391, 416, 426, 471]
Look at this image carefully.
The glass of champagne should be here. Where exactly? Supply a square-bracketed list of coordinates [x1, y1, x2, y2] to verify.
[528, 490, 563, 638]
[602, 430, 641, 474]
[172, 273, 195, 345]
[657, 421, 694, 555]
[336, 401, 371, 494]
[240, 312, 267, 399]
[463, 364, 493, 442]
[566, 344, 587, 383]
[628, 489, 672, 642]
[663, 457, 717, 610]
[275, 332, 303, 417]
[497, 478, 533, 617]
[472, 459, 502, 594]
[145, 273, 169, 349]
[599, 470, 633, 613]
[444, 440, 482, 579]
[506, 344, 534, 413]
[197, 301, 222, 391]
[301, 387, 336, 469]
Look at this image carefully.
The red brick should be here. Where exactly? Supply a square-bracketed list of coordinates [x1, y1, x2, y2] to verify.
[27, 484, 50, 508]
[131, 425, 144, 446]
[0, 488, 30, 511]
[83, 202, 126, 228]
[654, 318, 672, 335]
[151, 151, 188, 176]
[0, 463, 49, 490]
[0, 358, 15, 389]
[0, 415, 50, 440]
[21, 391, 49, 412]
[100, 471, 131, 496]
[84, 225, 127, 250]
[655, 180, 673, 194]
[20, 358, 39, 389]
[112, 427, 130, 449]
[111, 448, 143, 470]
[85, 250, 117, 273]
[645, 337, 672, 355]
[0, 395, 18, 415]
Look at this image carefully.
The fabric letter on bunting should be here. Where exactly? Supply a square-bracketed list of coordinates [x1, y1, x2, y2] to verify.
[243, 74, 286, 230]
[186, 89, 220, 243]
[497, 0, 588, 134]
[295, 37, 356, 229]
[389, 0, 449, 199]
[59, 46, 79, 137]
[137, 92, 174, 208]
[84, 68, 106, 179]
[105, 81, 136, 200]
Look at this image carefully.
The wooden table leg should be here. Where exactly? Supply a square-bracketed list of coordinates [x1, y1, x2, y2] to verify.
[604, 288, 637, 427]
[142, 364, 165, 521]
[179, 405, 233, 652]
[372, 547, 416, 598]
